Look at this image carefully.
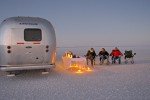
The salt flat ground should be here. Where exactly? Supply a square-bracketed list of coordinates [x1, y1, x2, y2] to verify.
[0, 60, 150, 100]
[0, 46, 150, 100]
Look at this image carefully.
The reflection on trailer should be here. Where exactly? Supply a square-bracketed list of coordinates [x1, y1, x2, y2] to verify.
[0, 17, 56, 73]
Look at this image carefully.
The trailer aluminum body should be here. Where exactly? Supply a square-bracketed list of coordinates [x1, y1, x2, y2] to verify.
[0, 17, 56, 72]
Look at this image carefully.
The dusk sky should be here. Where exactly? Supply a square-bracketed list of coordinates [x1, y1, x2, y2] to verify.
[0, 0, 150, 47]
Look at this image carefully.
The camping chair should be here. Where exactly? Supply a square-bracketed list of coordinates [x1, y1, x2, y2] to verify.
[124, 50, 136, 64]
[99, 55, 110, 65]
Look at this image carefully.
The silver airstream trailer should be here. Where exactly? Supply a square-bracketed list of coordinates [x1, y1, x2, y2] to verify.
[0, 17, 56, 73]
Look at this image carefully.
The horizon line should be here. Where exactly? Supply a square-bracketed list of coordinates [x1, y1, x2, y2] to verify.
[56, 45, 145, 48]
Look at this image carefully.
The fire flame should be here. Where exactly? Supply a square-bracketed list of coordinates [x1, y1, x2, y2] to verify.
[75, 69, 83, 74]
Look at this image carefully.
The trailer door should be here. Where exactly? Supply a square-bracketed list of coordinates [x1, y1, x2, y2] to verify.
[11, 28, 44, 65]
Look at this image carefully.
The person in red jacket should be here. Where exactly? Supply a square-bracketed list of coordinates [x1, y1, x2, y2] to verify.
[110, 47, 123, 64]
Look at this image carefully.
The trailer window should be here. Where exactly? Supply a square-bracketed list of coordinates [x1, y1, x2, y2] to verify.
[24, 29, 42, 41]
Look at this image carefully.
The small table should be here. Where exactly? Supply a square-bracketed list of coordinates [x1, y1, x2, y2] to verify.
[62, 56, 86, 69]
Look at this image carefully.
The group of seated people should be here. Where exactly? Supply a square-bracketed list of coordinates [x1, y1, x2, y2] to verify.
[64, 47, 134, 66]
[85, 47, 130, 66]
[98, 47, 123, 64]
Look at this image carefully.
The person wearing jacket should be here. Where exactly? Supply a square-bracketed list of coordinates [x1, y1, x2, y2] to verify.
[110, 47, 123, 64]
[85, 48, 96, 66]
[98, 48, 109, 65]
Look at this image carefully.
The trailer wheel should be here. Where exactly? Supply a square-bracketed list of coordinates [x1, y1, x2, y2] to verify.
[7, 71, 21, 76]
[45, 68, 51, 72]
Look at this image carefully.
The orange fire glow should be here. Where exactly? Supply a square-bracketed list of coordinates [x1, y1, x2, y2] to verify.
[86, 67, 93, 72]
[67, 54, 72, 58]
[75, 69, 83, 74]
